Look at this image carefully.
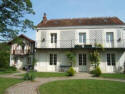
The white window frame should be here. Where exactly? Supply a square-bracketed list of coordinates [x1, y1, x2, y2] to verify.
[51, 33, 57, 43]
[79, 53, 87, 65]
[79, 33, 86, 44]
[107, 53, 116, 66]
[106, 32, 114, 43]
[50, 54, 57, 65]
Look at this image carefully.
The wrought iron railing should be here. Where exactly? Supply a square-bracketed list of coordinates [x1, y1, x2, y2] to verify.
[36, 39, 125, 48]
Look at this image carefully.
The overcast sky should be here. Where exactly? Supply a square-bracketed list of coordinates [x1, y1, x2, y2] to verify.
[22, 0, 125, 40]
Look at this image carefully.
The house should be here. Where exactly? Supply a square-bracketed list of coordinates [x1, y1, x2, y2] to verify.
[10, 13, 125, 73]
[9, 34, 35, 69]
[35, 13, 125, 73]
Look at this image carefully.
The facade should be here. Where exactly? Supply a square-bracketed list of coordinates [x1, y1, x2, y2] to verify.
[9, 34, 35, 69]
[9, 14, 125, 73]
[34, 14, 125, 73]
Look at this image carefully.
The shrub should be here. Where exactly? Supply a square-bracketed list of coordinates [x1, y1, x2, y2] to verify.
[23, 72, 35, 81]
[67, 67, 75, 76]
[8, 66, 17, 71]
[23, 73, 30, 80]
[30, 74, 35, 81]
[92, 67, 102, 77]
[0, 68, 6, 71]
[0, 66, 16, 72]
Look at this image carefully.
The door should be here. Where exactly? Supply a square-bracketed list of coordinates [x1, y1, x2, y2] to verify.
[106, 53, 116, 73]
[106, 32, 114, 48]
[49, 54, 57, 72]
[78, 54, 87, 72]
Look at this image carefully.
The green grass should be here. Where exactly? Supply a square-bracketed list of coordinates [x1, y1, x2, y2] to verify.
[20, 72, 67, 78]
[39, 79, 125, 94]
[0, 70, 17, 75]
[0, 77, 23, 94]
[101, 73, 125, 79]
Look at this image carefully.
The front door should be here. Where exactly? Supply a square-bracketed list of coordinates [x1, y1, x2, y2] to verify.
[106, 32, 114, 48]
[78, 54, 87, 72]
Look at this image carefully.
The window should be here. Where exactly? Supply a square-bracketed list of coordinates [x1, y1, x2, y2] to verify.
[79, 33, 86, 43]
[14, 57, 18, 65]
[27, 57, 31, 64]
[51, 33, 57, 43]
[79, 54, 86, 65]
[107, 53, 115, 66]
[106, 32, 114, 42]
[50, 54, 57, 65]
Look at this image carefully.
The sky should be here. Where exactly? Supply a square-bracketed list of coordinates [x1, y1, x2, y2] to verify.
[23, 0, 125, 40]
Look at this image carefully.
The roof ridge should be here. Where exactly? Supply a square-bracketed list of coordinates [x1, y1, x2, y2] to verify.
[48, 16, 118, 21]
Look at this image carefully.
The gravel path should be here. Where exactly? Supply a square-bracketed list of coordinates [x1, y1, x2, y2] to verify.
[1, 72, 125, 94]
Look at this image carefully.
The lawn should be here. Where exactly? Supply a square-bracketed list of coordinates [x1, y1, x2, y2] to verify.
[39, 79, 125, 94]
[0, 70, 17, 75]
[20, 71, 67, 78]
[101, 73, 125, 80]
[0, 77, 23, 94]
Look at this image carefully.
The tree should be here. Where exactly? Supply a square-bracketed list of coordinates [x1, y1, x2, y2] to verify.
[66, 51, 76, 67]
[0, 0, 35, 41]
[0, 43, 10, 68]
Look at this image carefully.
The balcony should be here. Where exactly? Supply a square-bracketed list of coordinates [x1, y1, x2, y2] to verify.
[11, 50, 31, 55]
[36, 39, 125, 49]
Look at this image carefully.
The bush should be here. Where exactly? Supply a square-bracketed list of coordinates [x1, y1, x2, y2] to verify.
[0, 66, 16, 72]
[23, 72, 35, 81]
[67, 67, 75, 76]
[8, 66, 17, 71]
[0, 68, 6, 71]
[92, 67, 102, 77]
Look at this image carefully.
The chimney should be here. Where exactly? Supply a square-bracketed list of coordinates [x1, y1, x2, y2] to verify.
[42, 13, 47, 24]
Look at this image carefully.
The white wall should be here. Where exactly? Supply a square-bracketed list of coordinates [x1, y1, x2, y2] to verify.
[35, 50, 125, 73]
[10, 55, 34, 69]
[36, 28, 124, 48]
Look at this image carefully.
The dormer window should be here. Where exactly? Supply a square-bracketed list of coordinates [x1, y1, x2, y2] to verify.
[51, 33, 57, 43]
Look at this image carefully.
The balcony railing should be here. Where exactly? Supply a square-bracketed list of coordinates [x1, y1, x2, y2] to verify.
[11, 50, 31, 55]
[36, 39, 125, 48]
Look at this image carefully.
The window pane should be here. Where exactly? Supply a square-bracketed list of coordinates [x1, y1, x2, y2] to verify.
[83, 33, 86, 43]
[111, 54, 115, 66]
[79, 54, 82, 65]
[55, 34, 57, 43]
[50, 54, 53, 65]
[83, 54, 86, 65]
[107, 54, 111, 65]
[54, 54, 57, 65]
[51, 34, 53, 43]
[79, 34, 83, 43]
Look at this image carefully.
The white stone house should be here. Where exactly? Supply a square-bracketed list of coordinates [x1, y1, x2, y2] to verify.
[35, 14, 125, 73]
[10, 14, 125, 73]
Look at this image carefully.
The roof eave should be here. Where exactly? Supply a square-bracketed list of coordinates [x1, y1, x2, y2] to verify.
[36, 24, 125, 30]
